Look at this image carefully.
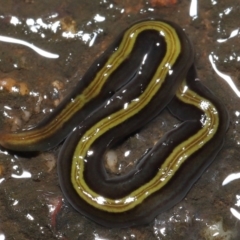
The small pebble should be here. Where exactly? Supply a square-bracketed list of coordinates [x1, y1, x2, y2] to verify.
[105, 150, 118, 173]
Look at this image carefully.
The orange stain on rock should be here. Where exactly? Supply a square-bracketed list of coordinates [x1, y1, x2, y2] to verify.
[0, 164, 5, 176]
[149, 0, 178, 7]
[48, 196, 63, 230]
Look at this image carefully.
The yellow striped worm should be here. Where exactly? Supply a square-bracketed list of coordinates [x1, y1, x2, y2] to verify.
[0, 20, 229, 227]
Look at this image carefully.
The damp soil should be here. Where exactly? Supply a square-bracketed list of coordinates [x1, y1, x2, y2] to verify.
[0, 0, 239, 239]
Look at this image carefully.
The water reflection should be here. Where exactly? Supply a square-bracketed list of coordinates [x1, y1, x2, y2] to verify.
[222, 174, 240, 221]
[26, 213, 34, 221]
[1, 14, 105, 46]
[11, 170, 32, 179]
[230, 208, 240, 220]
[222, 172, 240, 186]
[209, 53, 240, 97]
[189, 0, 198, 19]
[26, 17, 60, 34]
[0, 35, 59, 58]
[0, 234, 5, 240]
[217, 28, 239, 43]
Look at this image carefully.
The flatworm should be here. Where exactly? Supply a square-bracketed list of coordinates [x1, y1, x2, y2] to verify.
[0, 20, 229, 228]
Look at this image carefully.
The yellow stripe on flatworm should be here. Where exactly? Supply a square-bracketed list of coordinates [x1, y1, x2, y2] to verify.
[1, 21, 179, 147]
[71, 76, 219, 213]
[71, 21, 184, 212]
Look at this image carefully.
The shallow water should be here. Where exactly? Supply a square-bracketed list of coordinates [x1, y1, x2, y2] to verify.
[0, 0, 239, 239]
